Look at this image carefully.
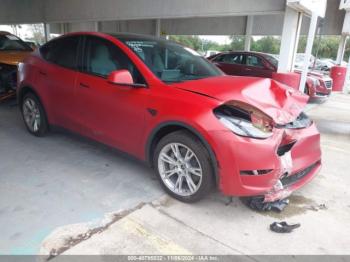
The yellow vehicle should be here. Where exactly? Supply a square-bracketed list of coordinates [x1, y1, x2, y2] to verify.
[0, 31, 33, 95]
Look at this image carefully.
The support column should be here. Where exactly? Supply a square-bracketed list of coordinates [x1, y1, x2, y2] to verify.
[278, 7, 303, 73]
[44, 23, 50, 43]
[244, 16, 254, 51]
[299, 13, 318, 92]
[336, 35, 348, 65]
[94, 21, 99, 32]
[344, 56, 350, 94]
[155, 19, 161, 37]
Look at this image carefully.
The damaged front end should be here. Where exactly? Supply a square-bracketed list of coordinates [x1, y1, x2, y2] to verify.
[263, 111, 320, 203]
[214, 101, 321, 204]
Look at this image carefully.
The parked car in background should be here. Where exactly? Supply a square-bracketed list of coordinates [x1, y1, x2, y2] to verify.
[0, 31, 33, 94]
[314, 58, 335, 72]
[24, 41, 40, 50]
[204, 50, 220, 58]
[208, 51, 333, 99]
[18, 32, 321, 203]
[294, 53, 316, 70]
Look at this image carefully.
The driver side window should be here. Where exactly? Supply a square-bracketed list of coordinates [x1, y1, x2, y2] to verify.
[83, 36, 145, 84]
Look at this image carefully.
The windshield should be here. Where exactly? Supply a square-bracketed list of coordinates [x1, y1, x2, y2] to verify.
[118, 36, 222, 83]
[0, 34, 32, 51]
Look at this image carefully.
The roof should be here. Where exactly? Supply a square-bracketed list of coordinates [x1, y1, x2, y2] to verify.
[0, 31, 11, 35]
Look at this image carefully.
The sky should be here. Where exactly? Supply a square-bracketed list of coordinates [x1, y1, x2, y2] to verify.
[198, 35, 231, 45]
[0, 25, 35, 40]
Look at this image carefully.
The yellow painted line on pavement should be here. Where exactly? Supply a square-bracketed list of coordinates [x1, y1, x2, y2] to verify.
[121, 217, 191, 255]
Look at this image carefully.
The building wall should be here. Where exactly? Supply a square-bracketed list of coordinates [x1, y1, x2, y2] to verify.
[0, 0, 44, 24]
[43, 0, 285, 23]
[161, 17, 246, 35]
[0, 0, 345, 36]
[99, 20, 156, 35]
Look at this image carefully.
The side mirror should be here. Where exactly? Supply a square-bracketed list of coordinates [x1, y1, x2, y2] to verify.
[107, 70, 134, 86]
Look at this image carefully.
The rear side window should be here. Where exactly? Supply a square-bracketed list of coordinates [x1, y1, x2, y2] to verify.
[246, 55, 264, 68]
[40, 36, 79, 70]
[214, 54, 243, 64]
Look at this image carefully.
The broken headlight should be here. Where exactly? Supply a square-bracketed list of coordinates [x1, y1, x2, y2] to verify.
[276, 112, 312, 129]
[214, 103, 273, 139]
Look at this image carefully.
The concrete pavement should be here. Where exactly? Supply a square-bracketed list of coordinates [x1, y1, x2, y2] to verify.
[39, 93, 350, 257]
[0, 100, 163, 255]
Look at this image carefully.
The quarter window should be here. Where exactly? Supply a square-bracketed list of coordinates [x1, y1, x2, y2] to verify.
[215, 54, 243, 65]
[40, 36, 79, 70]
[246, 55, 264, 68]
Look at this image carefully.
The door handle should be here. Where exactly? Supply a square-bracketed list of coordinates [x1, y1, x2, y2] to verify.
[79, 83, 90, 88]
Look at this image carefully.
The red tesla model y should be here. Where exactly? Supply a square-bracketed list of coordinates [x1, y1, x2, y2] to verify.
[17, 32, 321, 203]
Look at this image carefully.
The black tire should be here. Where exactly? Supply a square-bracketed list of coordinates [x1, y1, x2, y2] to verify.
[21, 92, 49, 137]
[153, 130, 214, 203]
[304, 85, 310, 95]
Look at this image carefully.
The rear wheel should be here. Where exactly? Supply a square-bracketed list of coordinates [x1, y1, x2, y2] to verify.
[21, 93, 48, 137]
[153, 130, 213, 202]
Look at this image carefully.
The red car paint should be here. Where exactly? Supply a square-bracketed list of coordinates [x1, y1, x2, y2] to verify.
[17, 32, 321, 201]
[209, 51, 332, 99]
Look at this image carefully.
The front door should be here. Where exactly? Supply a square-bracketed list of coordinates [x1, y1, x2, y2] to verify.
[75, 36, 149, 155]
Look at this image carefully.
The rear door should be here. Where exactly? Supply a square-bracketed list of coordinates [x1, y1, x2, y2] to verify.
[243, 54, 274, 78]
[37, 36, 81, 131]
[212, 53, 245, 76]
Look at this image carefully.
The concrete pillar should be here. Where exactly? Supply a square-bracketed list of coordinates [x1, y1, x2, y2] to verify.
[94, 21, 99, 32]
[278, 7, 303, 73]
[244, 16, 254, 51]
[299, 13, 319, 92]
[44, 23, 50, 42]
[336, 35, 348, 65]
[344, 56, 350, 94]
[155, 19, 161, 37]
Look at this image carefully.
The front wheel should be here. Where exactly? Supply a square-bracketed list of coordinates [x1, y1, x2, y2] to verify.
[21, 93, 49, 137]
[153, 130, 214, 203]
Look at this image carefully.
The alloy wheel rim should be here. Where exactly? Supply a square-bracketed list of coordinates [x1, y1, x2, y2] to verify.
[23, 98, 41, 132]
[158, 143, 202, 197]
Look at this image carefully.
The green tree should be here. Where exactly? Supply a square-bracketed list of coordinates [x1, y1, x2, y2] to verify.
[251, 36, 281, 54]
[228, 35, 245, 51]
[298, 35, 346, 60]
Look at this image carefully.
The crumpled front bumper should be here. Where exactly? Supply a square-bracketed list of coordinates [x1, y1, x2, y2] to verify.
[263, 159, 321, 202]
[211, 122, 321, 201]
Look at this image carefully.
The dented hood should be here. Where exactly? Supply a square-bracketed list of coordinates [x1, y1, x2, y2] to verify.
[173, 76, 309, 125]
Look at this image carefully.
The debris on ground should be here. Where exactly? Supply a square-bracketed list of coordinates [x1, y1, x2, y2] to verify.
[0, 91, 15, 103]
[241, 197, 289, 212]
[306, 203, 328, 212]
[270, 221, 301, 233]
[225, 196, 233, 206]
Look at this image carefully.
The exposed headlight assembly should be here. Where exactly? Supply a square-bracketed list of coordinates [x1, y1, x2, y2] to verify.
[214, 102, 273, 139]
[276, 112, 312, 129]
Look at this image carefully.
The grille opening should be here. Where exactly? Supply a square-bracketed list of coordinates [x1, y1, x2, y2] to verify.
[323, 80, 332, 89]
[277, 141, 296, 156]
[281, 161, 320, 186]
[240, 169, 273, 176]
